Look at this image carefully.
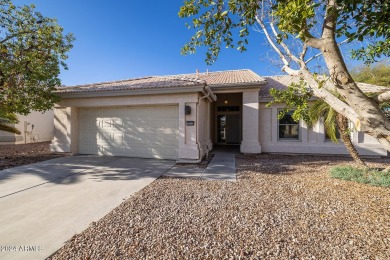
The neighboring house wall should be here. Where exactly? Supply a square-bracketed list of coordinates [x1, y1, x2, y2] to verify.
[258, 102, 387, 156]
[0, 111, 54, 144]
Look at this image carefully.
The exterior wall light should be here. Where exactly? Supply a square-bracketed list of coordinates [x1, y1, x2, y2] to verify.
[185, 105, 191, 115]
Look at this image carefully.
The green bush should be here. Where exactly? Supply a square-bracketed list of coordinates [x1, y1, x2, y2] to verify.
[330, 166, 390, 187]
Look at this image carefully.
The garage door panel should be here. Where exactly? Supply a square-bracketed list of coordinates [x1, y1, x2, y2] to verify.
[79, 108, 95, 116]
[79, 119, 97, 129]
[79, 106, 178, 159]
[111, 133, 123, 141]
[79, 133, 94, 141]
[92, 146, 178, 160]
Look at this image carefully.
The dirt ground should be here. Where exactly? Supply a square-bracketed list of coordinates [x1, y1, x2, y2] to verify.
[0, 142, 68, 170]
[49, 154, 390, 259]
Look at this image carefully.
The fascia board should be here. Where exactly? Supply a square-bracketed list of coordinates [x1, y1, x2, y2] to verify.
[57, 85, 206, 99]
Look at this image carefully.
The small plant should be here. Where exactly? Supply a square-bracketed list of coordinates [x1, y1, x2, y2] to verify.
[330, 166, 390, 187]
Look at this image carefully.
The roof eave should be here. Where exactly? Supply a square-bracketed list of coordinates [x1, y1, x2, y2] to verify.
[56, 84, 206, 99]
[259, 96, 319, 102]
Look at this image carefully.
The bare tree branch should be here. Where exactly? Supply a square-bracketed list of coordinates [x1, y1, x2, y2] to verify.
[269, 20, 303, 65]
[300, 43, 307, 60]
[377, 91, 390, 103]
[256, 15, 301, 75]
[305, 38, 349, 65]
[305, 52, 323, 65]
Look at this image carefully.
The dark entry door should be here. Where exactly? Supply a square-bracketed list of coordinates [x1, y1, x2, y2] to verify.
[226, 114, 240, 144]
[217, 114, 241, 144]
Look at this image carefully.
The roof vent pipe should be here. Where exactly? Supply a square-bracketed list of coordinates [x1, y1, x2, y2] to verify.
[196, 69, 199, 79]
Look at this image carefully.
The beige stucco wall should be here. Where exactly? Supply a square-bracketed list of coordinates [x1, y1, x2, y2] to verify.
[51, 92, 213, 162]
[0, 110, 54, 144]
[51, 107, 72, 152]
[197, 97, 213, 158]
[215, 93, 242, 107]
[51, 86, 387, 160]
[259, 102, 387, 156]
[241, 90, 262, 153]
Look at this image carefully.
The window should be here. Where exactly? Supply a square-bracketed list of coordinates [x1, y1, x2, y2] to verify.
[278, 110, 299, 140]
[217, 106, 240, 112]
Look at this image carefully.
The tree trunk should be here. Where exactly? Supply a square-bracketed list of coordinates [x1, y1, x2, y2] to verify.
[316, 0, 390, 152]
[336, 113, 366, 168]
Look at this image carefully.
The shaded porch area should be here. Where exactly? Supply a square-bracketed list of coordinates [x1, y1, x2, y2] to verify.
[209, 91, 262, 154]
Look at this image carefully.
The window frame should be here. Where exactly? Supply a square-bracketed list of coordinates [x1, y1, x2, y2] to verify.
[277, 109, 301, 141]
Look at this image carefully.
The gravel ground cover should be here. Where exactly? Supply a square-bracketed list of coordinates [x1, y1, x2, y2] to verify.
[0, 142, 67, 170]
[50, 154, 390, 259]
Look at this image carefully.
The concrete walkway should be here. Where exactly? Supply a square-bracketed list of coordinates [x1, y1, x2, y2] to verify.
[0, 156, 174, 260]
[201, 153, 236, 181]
[164, 147, 237, 182]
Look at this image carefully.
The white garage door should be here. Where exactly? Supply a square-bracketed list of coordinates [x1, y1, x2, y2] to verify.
[78, 106, 179, 159]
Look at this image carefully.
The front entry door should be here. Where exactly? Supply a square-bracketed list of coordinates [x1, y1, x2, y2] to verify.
[217, 114, 241, 144]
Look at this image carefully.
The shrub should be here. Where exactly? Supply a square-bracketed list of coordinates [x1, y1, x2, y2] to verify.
[330, 166, 390, 187]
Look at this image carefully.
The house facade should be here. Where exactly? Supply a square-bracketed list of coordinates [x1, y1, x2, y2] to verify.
[51, 70, 388, 161]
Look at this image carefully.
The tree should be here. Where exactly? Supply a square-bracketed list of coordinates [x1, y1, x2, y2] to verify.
[267, 82, 366, 167]
[179, 0, 390, 152]
[0, 111, 20, 134]
[0, 0, 74, 116]
[309, 100, 366, 167]
[351, 63, 390, 120]
[351, 63, 390, 87]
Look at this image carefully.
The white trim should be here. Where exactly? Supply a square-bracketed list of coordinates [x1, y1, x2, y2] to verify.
[277, 109, 301, 142]
[57, 85, 206, 98]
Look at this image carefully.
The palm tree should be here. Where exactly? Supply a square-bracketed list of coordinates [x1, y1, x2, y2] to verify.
[308, 100, 366, 167]
[0, 110, 21, 134]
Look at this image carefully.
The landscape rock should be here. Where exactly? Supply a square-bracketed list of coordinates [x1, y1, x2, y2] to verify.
[0, 142, 67, 170]
[48, 154, 390, 259]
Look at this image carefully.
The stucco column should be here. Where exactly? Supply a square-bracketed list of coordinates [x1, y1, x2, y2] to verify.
[51, 106, 78, 154]
[206, 100, 213, 151]
[241, 90, 262, 153]
[69, 107, 79, 154]
[51, 106, 71, 153]
[178, 101, 199, 161]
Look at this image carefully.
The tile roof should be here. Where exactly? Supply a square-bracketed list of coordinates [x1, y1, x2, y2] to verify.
[56, 69, 266, 94]
[261, 75, 301, 97]
[56, 76, 204, 93]
[261, 75, 389, 98]
[171, 69, 267, 86]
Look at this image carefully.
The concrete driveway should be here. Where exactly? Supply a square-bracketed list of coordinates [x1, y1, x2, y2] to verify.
[0, 156, 174, 260]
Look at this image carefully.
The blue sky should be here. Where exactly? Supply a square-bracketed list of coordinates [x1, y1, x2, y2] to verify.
[15, 0, 364, 86]
[12, 0, 280, 86]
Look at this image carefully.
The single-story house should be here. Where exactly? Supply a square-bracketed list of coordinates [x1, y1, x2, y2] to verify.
[0, 111, 54, 144]
[51, 69, 388, 162]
